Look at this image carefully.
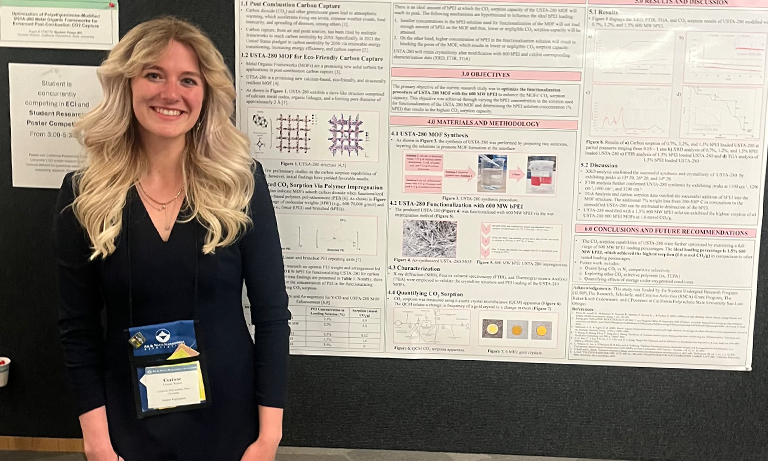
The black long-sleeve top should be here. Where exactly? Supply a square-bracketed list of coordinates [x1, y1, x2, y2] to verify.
[53, 163, 290, 461]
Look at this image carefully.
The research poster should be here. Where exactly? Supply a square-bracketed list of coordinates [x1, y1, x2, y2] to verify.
[9, 63, 102, 188]
[243, 0, 764, 370]
[0, 0, 119, 50]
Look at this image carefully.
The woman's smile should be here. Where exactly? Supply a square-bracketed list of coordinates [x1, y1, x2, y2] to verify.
[151, 106, 184, 117]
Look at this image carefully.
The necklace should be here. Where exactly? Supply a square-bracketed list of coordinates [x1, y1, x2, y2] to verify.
[135, 181, 184, 231]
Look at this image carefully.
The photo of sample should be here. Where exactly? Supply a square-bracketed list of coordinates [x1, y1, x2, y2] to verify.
[477, 154, 508, 193]
[482, 319, 504, 339]
[507, 320, 529, 339]
[526, 156, 556, 195]
[531, 321, 553, 340]
[402, 220, 457, 258]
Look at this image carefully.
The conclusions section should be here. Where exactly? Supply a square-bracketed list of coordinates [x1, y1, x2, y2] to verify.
[569, 225, 755, 367]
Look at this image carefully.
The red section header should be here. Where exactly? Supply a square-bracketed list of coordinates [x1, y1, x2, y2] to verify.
[398, 0, 586, 3]
[589, 0, 768, 6]
[391, 116, 578, 130]
[392, 68, 582, 82]
[576, 224, 756, 238]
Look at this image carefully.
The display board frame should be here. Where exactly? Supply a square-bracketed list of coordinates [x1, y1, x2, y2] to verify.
[0, 2, 767, 460]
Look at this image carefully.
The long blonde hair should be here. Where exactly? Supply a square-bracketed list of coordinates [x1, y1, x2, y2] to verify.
[72, 16, 253, 259]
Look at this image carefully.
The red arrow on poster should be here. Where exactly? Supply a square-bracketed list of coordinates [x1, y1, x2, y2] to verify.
[509, 166, 525, 182]
[444, 166, 476, 181]
[480, 247, 490, 258]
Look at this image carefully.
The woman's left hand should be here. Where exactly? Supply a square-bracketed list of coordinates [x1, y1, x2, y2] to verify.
[240, 438, 280, 461]
[242, 405, 283, 461]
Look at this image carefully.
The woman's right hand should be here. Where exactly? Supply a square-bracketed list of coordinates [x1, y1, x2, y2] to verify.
[83, 443, 121, 461]
[79, 406, 121, 461]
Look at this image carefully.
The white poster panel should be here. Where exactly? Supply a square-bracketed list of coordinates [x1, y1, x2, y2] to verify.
[0, 1, 119, 50]
[236, 0, 768, 370]
[9, 63, 101, 188]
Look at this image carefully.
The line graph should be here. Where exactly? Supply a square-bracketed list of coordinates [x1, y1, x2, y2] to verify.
[681, 86, 763, 139]
[590, 85, 672, 137]
[277, 214, 378, 255]
[594, 30, 675, 84]
[685, 32, 767, 84]
[393, 308, 471, 346]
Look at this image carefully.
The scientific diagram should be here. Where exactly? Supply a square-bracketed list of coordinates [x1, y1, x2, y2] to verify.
[594, 30, 675, 84]
[250, 113, 269, 155]
[681, 86, 763, 139]
[276, 114, 313, 154]
[481, 319, 504, 339]
[402, 151, 529, 196]
[249, 109, 315, 155]
[477, 313, 558, 347]
[526, 156, 556, 195]
[402, 219, 457, 258]
[329, 114, 365, 157]
[684, 32, 767, 85]
[531, 321, 553, 341]
[477, 154, 507, 193]
[507, 320, 529, 340]
[590, 85, 672, 137]
[247, 108, 379, 162]
[393, 308, 471, 346]
[276, 214, 378, 255]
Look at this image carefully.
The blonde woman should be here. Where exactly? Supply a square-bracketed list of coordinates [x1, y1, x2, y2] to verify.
[53, 17, 289, 461]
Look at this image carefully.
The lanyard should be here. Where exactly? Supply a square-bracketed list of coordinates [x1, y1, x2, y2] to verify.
[126, 187, 199, 328]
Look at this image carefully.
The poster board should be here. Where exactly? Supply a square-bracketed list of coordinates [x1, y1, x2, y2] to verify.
[1, 2, 768, 461]
[236, 0, 768, 371]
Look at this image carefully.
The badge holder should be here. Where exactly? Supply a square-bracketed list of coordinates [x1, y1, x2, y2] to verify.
[124, 208, 211, 419]
[125, 320, 212, 419]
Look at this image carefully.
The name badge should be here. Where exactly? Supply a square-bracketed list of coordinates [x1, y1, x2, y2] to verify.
[125, 320, 211, 418]
[140, 362, 202, 410]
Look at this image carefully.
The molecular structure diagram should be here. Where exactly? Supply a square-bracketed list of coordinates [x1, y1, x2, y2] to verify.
[276, 114, 312, 154]
[328, 114, 364, 157]
[252, 114, 269, 129]
[251, 115, 269, 151]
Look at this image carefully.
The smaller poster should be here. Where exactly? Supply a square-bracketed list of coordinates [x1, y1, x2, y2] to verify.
[0, 1, 119, 50]
[9, 63, 101, 189]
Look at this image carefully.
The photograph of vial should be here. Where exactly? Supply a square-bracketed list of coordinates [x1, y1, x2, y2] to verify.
[477, 154, 508, 193]
[526, 156, 556, 195]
